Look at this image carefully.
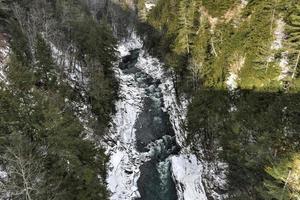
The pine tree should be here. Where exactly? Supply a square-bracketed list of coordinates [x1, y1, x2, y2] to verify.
[34, 34, 57, 88]
[264, 155, 300, 200]
[173, 0, 195, 55]
[285, 2, 300, 81]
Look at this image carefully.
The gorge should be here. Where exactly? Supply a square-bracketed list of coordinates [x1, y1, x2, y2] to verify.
[0, 0, 300, 200]
[107, 34, 213, 200]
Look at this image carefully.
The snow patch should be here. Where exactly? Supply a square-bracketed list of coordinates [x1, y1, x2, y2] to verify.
[226, 55, 245, 91]
[0, 170, 7, 180]
[202, 160, 228, 200]
[226, 73, 238, 91]
[279, 51, 290, 81]
[270, 19, 293, 83]
[50, 43, 88, 89]
[171, 154, 207, 200]
[0, 39, 10, 85]
[145, 3, 155, 11]
[271, 19, 285, 50]
[241, 0, 248, 6]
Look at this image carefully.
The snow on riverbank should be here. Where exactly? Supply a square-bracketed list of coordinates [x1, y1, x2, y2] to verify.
[106, 34, 146, 199]
[171, 154, 207, 200]
[106, 67, 145, 199]
[107, 32, 227, 200]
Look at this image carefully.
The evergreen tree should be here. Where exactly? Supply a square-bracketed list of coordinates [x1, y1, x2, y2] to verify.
[285, 1, 300, 86]
[34, 34, 57, 88]
[264, 155, 300, 200]
[173, 0, 195, 55]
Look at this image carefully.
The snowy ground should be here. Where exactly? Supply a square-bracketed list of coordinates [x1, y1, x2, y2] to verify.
[50, 43, 88, 89]
[145, 3, 155, 11]
[272, 18, 285, 50]
[271, 19, 291, 82]
[0, 38, 10, 85]
[226, 72, 239, 91]
[0, 37, 9, 195]
[106, 35, 145, 199]
[49, 42, 97, 139]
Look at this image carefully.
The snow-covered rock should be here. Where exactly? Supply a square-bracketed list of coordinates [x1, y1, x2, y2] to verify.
[171, 154, 207, 200]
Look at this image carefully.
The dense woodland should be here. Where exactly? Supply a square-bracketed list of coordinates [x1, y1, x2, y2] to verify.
[0, 0, 117, 199]
[137, 0, 300, 199]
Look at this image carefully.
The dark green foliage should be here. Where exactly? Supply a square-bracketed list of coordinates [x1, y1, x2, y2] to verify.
[264, 154, 300, 199]
[187, 90, 300, 199]
[34, 34, 57, 88]
[9, 20, 32, 66]
[0, 0, 118, 199]
[140, 0, 286, 91]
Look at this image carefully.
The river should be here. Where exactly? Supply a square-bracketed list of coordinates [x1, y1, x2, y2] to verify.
[106, 34, 210, 200]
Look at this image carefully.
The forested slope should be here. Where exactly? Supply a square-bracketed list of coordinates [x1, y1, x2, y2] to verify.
[139, 0, 300, 92]
[137, 0, 300, 199]
[0, 0, 117, 199]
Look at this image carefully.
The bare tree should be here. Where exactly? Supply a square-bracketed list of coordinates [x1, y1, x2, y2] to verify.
[0, 135, 44, 200]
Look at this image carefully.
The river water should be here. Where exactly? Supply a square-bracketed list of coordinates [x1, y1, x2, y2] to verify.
[120, 49, 179, 200]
